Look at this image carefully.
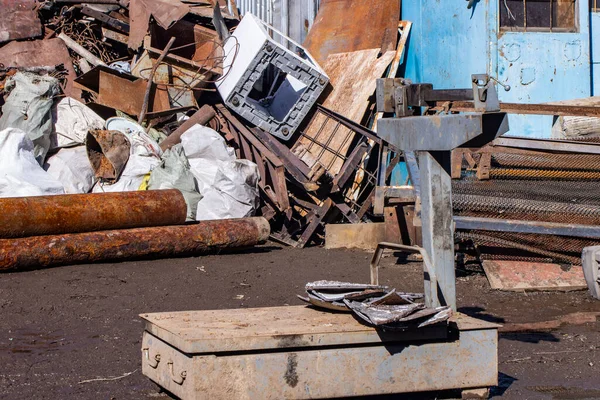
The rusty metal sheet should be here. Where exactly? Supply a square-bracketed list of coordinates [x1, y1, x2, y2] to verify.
[482, 260, 587, 292]
[128, 0, 189, 49]
[0, 217, 270, 271]
[0, 0, 42, 43]
[86, 130, 131, 183]
[302, 0, 399, 65]
[0, 38, 80, 98]
[149, 19, 222, 65]
[131, 50, 201, 109]
[75, 66, 182, 117]
[0, 190, 187, 239]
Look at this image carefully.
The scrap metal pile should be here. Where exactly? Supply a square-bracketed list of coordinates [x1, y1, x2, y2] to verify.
[452, 139, 600, 266]
[0, 0, 411, 270]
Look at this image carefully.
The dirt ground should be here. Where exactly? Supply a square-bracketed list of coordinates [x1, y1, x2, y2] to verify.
[1, 244, 600, 399]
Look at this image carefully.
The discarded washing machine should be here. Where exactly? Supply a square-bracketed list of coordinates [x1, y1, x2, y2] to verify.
[216, 13, 329, 141]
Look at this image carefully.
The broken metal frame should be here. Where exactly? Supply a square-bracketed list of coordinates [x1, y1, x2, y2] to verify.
[215, 105, 291, 217]
[219, 103, 385, 248]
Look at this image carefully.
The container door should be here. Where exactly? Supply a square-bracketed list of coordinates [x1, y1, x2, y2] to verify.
[402, 1, 491, 89]
[592, 1, 600, 94]
[495, 0, 591, 137]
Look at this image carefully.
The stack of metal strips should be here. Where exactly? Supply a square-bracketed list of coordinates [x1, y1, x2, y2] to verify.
[452, 148, 600, 265]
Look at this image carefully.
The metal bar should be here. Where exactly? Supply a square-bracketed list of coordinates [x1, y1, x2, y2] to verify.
[0, 190, 187, 239]
[250, 127, 313, 180]
[447, 101, 600, 117]
[369, 242, 438, 298]
[160, 105, 216, 151]
[315, 105, 382, 144]
[332, 143, 368, 191]
[424, 89, 474, 102]
[454, 216, 600, 239]
[138, 37, 176, 124]
[271, 164, 291, 211]
[492, 137, 600, 154]
[215, 106, 283, 167]
[418, 151, 455, 310]
[58, 33, 107, 67]
[0, 217, 270, 271]
[81, 5, 130, 33]
[296, 198, 332, 248]
[404, 151, 421, 197]
[332, 201, 361, 224]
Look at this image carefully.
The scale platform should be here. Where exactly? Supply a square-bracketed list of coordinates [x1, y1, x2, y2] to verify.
[141, 305, 499, 399]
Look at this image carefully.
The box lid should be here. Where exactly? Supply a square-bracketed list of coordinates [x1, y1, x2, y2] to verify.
[141, 306, 498, 354]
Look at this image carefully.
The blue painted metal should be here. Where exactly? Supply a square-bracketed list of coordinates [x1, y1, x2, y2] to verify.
[592, 12, 600, 95]
[401, 0, 592, 138]
[402, 1, 490, 90]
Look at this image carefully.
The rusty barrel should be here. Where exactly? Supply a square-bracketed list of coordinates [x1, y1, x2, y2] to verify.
[0, 190, 187, 239]
[0, 217, 270, 271]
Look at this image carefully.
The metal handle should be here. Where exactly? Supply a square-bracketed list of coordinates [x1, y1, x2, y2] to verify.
[143, 348, 161, 369]
[369, 242, 440, 303]
[489, 76, 511, 92]
[168, 361, 187, 385]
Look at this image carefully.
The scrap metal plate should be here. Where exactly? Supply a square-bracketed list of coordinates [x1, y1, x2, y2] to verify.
[482, 260, 587, 292]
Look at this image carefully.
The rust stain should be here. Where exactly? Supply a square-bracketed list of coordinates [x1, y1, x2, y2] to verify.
[284, 353, 299, 388]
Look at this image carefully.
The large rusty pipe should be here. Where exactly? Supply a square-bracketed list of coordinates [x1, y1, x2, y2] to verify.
[0, 190, 187, 238]
[0, 217, 270, 271]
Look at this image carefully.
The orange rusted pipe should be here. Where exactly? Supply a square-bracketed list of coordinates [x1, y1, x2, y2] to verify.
[0, 190, 187, 238]
[0, 217, 270, 271]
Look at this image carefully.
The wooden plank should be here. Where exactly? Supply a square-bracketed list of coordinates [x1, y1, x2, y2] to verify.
[325, 223, 387, 250]
[293, 49, 396, 174]
[547, 96, 600, 139]
[482, 260, 587, 292]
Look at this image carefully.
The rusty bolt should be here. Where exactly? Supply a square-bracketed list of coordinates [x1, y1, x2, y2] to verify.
[282, 127, 289, 135]
[319, 78, 326, 85]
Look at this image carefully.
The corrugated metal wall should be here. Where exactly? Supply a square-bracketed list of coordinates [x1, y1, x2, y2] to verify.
[237, 0, 320, 45]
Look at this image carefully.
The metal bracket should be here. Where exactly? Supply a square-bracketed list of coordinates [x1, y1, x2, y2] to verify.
[471, 74, 500, 112]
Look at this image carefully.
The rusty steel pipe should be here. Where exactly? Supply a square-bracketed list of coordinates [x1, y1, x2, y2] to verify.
[0, 190, 187, 238]
[0, 217, 270, 271]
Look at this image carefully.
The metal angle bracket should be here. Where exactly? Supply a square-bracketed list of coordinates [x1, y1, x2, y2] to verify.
[471, 73, 500, 112]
